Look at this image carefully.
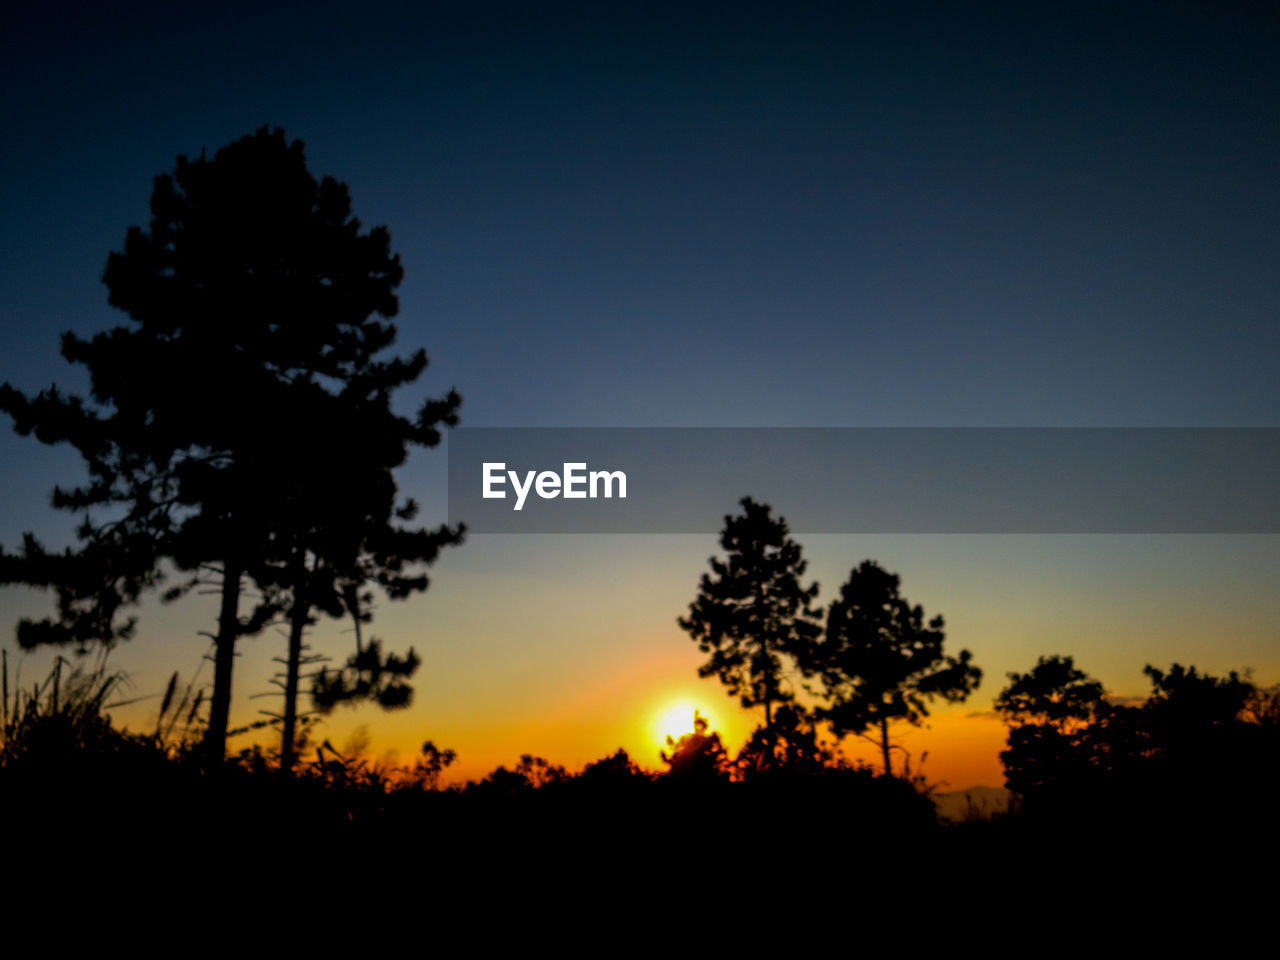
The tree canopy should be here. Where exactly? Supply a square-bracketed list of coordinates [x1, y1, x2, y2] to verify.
[809, 559, 981, 776]
[995, 656, 1269, 810]
[0, 126, 462, 764]
[994, 654, 1107, 732]
[677, 497, 822, 731]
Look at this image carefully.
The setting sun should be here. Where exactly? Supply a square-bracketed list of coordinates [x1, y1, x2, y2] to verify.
[653, 701, 706, 746]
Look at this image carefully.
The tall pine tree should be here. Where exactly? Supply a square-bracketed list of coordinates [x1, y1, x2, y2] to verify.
[0, 127, 461, 763]
[810, 560, 981, 776]
[678, 497, 823, 734]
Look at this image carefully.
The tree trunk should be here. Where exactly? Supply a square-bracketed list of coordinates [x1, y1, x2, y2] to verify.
[280, 559, 309, 773]
[760, 623, 773, 734]
[205, 559, 241, 765]
[879, 716, 892, 777]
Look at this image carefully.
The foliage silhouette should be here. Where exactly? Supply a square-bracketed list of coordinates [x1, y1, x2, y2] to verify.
[661, 711, 732, 782]
[0, 126, 462, 765]
[994, 654, 1106, 732]
[808, 560, 981, 776]
[311, 638, 422, 713]
[409, 740, 458, 792]
[251, 343, 463, 769]
[678, 497, 822, 735]
[1140, 663, 1255, 754]
[0, 532, 161, 653]
[576, 747, 648, 786]
[996, 656, 1277, 830]
[514, 753, 569, 787]
[994, 654, 1118, 798]
[0, 651, 129, 765]
[735, 703, 835, 779]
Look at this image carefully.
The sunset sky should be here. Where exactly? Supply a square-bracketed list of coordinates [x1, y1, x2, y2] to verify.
[2, 3, 1278, 789]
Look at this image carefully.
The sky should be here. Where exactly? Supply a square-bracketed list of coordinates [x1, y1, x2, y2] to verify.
[2, 2, 1278, 788]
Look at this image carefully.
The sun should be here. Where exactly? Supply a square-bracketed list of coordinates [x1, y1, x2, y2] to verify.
[653, 701, 703, 746]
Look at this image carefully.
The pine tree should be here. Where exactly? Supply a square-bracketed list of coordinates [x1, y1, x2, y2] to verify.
[811, 560, 981, 777]
[0, 127, 461, 764]
[678, 497, 823, 732]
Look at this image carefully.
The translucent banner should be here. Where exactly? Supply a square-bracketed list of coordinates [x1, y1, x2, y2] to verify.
[447, 428, 1280, 533]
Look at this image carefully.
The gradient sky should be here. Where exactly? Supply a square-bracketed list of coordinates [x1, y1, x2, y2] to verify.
[2, 2, 1278, 788]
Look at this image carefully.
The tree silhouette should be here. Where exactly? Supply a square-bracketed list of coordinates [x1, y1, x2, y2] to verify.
[409, 740, 458, 791]
[247, 342, 463, 770]
[994, 654, 1110, 798]
[995, 656, 1264, 814]
[513, 753, 569, 788]
[735, 703, 834, 778]
[576, 748, 649, 789]
[0, 530, 161, 652]
[994, 654, 1107, 733]
[660, 711, 732, 782]
[1141, 663, 1253, 749]
[678, 497, 822, 735]
[0, 127, 461, 764]
[809, 560, 981, 777]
